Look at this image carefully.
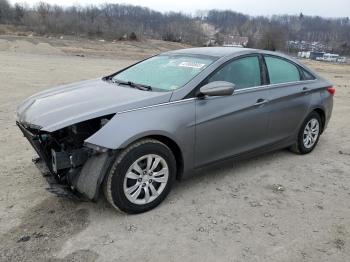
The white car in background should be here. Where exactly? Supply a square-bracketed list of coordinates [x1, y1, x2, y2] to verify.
[323, 53, 339, 62]
[337, 57, 346, 63]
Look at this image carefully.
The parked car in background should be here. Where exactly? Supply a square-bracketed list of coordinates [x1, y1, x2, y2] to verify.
[323, 53, 340, 62]
[17, 47, 334, 213]
[309, 51, 325, 60]
[337, 57, 346, 63]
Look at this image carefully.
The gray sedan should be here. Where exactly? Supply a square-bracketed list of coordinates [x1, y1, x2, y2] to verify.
[16, 47, 334, 213]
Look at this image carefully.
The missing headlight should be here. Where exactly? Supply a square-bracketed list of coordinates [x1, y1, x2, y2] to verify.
[84, 142, 109, 153]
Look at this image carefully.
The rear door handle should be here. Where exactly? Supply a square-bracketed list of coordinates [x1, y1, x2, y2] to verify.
[302, 87, 310, 94]
[254, 98, 268, 106]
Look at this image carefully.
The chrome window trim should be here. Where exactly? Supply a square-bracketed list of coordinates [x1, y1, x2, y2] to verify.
[192, 79, 318, 102]
[234, 79, 318, 94]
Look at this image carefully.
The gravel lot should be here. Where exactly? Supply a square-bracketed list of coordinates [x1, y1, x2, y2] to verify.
[0, 36, 349, 262]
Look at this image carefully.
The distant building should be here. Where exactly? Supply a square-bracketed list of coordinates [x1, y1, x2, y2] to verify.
[223, 36, 249, 47]
[288, 40, 327, 52]
[298, 51, 313, 58]
[205, 38, 216, 47]
[309, 51, 325, 60]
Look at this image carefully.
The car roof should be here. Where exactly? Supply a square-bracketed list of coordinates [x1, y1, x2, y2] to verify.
[163, 47, 321, 78]
[165, 47, 260, 58]
[164, 47, 313, 71]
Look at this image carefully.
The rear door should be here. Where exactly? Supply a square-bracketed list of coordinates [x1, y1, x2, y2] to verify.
[194, 55, 270, 167]
[263, 55, 313, 144]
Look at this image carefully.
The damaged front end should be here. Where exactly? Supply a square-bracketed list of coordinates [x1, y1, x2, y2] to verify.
[17, 115, 116, 200]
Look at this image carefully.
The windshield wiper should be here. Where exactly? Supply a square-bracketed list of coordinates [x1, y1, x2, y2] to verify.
[112, 79, 152, 91]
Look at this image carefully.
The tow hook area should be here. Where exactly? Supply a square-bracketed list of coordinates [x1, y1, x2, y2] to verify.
[51, 148, 90, 173]
[17, 117, 115, 201]
[32, 157, 85, 200]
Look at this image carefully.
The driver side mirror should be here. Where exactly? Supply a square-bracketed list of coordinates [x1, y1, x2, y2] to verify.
[198, 81, 235, 97]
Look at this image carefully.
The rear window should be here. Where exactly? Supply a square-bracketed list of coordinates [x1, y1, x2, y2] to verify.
[265, 56, 301, 84]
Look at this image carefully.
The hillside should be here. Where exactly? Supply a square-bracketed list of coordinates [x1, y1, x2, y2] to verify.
[0, 34, 191, 59]
[0, 0, 349, 54]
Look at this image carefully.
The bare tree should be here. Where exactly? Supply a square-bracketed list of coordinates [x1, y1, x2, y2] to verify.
[257, 25, 287, 51]
[0, 0, 12, 23]
[0, 2, 349, 53]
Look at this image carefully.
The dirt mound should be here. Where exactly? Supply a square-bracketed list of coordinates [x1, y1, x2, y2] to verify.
[0, 39, 64, 55]
[0, 35, 190, 58]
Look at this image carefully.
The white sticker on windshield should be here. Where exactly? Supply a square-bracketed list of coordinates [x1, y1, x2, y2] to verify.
[178, 62, 206, 69]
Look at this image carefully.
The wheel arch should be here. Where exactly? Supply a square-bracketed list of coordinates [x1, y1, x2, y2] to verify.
[312, 107, 326, 133]
[123, 134, 184, 180]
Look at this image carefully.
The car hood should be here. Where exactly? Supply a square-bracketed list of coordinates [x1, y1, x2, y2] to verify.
[17, 78, 172, 132]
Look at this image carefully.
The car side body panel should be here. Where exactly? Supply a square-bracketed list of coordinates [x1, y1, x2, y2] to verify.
[85, 99, 196, 175]
[320, 87, 334, 129]
[265, 81, 313, 144]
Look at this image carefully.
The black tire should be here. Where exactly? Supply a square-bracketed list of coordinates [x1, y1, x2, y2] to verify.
[290, 111, 322, 154]
[103, 139, 176, 214]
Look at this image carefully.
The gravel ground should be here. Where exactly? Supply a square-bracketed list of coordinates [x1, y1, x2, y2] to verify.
[0, 37, 349, 262]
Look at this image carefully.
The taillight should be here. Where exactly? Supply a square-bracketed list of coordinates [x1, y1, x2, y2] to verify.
[327, 86, 335, 95]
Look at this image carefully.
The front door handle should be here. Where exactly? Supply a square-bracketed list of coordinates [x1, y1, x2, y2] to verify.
[254, 98, 268, 106]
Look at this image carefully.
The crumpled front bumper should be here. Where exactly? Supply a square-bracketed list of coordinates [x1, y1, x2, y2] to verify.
[17, 121, 115, 201]
[17, 122, 48, 167]
[17, 121, 84, 199]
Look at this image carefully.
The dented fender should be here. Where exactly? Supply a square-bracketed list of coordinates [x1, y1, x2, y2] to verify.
[85, 99, 196, 174]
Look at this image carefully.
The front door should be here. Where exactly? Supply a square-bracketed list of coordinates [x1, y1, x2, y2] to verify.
[194, 55, 270, 167]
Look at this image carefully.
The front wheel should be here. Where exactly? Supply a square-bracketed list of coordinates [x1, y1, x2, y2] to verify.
[290, 111, 322, 154]
[103, 139, 176, 214]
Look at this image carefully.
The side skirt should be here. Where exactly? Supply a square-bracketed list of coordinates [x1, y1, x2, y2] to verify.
[183, 137, 295, 179]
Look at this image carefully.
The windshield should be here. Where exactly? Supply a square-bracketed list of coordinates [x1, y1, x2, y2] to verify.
[112, 54, 215, 91]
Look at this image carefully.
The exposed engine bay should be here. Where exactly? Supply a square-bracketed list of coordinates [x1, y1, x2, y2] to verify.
[17, 114, 115, 200]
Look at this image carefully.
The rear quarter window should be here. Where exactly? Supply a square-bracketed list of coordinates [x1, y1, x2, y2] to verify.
[301, 68, 316, 80]
[265, 56, 301, 84]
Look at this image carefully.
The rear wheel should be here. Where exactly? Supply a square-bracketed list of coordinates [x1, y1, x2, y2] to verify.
[290, 111, 322, 154]
[104, 139, 176, 214]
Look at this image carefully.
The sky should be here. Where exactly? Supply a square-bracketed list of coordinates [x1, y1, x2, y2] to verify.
[9, 0, 350, 18]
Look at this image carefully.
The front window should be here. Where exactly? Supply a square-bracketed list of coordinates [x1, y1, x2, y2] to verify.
[207, 56, 262, 90]
[112, 55, 215, 91]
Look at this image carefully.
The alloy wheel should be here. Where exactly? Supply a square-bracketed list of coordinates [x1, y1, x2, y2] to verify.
[123, 154, 169, 205]
[303, 118, 320, 149]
